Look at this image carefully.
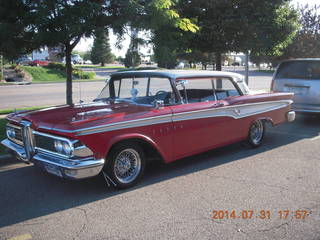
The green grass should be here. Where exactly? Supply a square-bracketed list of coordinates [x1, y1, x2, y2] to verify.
[76, 65, 125, 69]
[0, 118, 7, 155]
[0, 106, 47, 115]
[22, 66, 67, 82]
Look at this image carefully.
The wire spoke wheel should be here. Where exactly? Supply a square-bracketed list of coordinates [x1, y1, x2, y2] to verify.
[113, 148, 142, 184]
[248, 120, 265, 147]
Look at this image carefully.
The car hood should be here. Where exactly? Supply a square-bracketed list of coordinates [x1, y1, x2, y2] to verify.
[7, 102, 156, 134]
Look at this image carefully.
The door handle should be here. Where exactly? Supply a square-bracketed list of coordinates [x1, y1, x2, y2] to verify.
[213, 102, 224, 107]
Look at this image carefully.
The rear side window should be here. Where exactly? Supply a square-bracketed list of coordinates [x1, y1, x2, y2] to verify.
[275, 61, 320, 80]
[176, 77, 240, 103]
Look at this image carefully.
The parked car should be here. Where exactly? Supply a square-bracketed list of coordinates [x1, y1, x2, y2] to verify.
[271, 58, 320, 113]
[1, 70, 295, 189]
[16, 56, 32, 65]
[84, 60, 92, 64]
[29, 59, 50, 66]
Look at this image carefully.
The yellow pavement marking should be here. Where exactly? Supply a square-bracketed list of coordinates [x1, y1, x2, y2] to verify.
[310, 135, 320, 141]
[7, 234, 32, 240]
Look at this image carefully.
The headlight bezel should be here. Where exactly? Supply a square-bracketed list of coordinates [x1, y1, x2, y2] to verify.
[33, 131, 93, 159]
[6, 126, 16, 139]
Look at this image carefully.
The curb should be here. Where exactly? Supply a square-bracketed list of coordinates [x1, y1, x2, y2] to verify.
[0, 154, 11, 160]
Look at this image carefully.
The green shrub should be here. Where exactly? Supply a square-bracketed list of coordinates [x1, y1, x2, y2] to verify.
[16, 72, 25, 78]
[72, 69, 95, 79]
[47, 62, 66, 71]
[10, 64, 17, 69]
[14, 65, 22, 73]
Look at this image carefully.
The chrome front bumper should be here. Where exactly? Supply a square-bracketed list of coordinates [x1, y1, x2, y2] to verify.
[1, 138, 105, 179]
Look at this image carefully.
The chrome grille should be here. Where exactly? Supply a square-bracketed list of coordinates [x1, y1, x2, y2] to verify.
[14, 128, 23, 142]
[34, 133, 56, 152]
[7, 123, 23, 145]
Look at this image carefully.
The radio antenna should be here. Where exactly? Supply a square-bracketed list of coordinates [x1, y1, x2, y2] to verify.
[79, 80, 84, 106]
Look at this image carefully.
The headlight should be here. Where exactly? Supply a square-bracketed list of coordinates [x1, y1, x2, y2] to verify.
[6, 127, 15, 139]
[54, 139, 73, 156]
[62, 142, 72, 155]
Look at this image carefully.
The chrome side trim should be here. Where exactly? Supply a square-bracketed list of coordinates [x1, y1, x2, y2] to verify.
[76, 114, 173, 136]
[39, 100, 293, 136]
[172, 100, 292, 122]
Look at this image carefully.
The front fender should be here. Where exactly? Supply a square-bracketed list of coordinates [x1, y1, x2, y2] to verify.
[105, 133, 169, 162]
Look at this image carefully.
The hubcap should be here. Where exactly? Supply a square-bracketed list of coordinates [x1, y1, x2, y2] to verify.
[114, 149, 141, 184]
[250, 120, 264, 145]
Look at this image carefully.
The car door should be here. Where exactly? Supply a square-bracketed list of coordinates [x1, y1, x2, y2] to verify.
[170, 77, 242, 160]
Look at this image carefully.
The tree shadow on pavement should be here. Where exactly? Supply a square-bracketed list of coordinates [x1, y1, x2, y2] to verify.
[0, 114, 319, 228]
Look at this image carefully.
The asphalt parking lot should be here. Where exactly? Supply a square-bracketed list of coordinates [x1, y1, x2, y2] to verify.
[0, 114, 319, 240]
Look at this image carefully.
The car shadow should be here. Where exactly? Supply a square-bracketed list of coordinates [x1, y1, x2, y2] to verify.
[0, 114, 319, 228]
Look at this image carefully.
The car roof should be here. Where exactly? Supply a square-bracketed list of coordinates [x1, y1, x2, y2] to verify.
[282, 58, 320, 62]
[110, 70, 243, 80]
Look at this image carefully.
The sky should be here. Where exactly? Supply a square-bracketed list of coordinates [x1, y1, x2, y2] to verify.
[75, 0, 319, 57]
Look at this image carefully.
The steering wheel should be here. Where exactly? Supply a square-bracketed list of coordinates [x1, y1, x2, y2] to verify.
[155, 90, 167, 96]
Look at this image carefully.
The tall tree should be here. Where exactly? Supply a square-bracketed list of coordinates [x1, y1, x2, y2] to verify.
[1, 0, 197, 105]
[278, 4, 320, 59]
[91, 28, 114, 66]
[180, 0, 299, 70]
[0, 0, 35, 60]
[124, 30, 141, 68]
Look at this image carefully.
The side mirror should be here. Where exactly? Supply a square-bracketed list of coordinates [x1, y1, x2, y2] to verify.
[154, 100, 164, 109]
[176, 80, 188, 87]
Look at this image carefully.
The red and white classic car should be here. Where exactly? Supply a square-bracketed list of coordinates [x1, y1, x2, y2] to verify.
[1, 70, 295, 189]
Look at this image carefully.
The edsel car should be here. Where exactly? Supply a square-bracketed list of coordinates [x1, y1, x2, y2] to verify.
[1, 70, 295, 189]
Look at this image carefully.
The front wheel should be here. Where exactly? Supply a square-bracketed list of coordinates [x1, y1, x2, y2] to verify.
[104, 142, 145, 189]
[247, 120, 265, 147]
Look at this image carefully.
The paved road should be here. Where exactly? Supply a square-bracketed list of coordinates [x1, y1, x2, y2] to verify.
[0, 67, 272, 109]
[0, 115, 319, 240]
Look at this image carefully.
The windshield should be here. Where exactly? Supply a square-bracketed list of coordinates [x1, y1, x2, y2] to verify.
[275, 60, 320, 80]
[95, 76, 176, 105]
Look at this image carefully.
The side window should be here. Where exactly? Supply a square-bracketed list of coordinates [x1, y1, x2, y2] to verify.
[213, 78, 240, 100]
[176, 78, 240, 103]
[148, 77, 176, 105]
[176, 78, 215, 103]
[149, 77, 173, 95]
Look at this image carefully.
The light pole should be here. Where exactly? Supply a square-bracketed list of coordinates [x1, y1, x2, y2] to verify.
[244, 50, 250, 85]
[0, 54, 3, 81]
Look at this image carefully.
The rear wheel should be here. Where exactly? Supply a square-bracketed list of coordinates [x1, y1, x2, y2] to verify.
[105, 142, 145, 189]
[247, 120, 265, 147]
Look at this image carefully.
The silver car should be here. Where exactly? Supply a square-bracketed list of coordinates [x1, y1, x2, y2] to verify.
[271, 58, 320, 113]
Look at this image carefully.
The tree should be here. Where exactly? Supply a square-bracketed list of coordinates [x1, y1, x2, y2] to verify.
[0, 0, 36, 60]
[278, 4, 320, 60]
[177, 51, 214, 69]
[91, 28, 114, 66]
[180, 0, 299, 70]
[1, 0, 197, 104]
